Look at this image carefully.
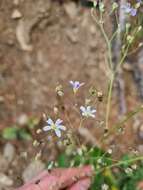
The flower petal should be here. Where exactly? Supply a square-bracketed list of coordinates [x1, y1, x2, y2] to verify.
[75, 81, 80, 87]
[55, 119, 63, 126]
[121, 3, 131, 13]
[91, 114, 95, 118]
[43, 125, 52, 131]
[87, 106, 91, 112]
[130, 8, 137, 16]
[46, 118, 54, 125]
[80, 82, 85, 87]
[80, 106, 86, 112]
[57, 125, 66, 131]
[55, 129, 61, 137]
[91, 109, 96, 113]
[70, 81, 74, 86]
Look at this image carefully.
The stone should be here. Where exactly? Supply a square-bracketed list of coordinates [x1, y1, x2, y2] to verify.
[22, 160, 45, 182]
[0, 173, 13, 187]
[64, 2, 78, 19]
[13, 0, 19, 5]
[66, 28, 78, 43]
[0, 155, 8, 172]
[17, 114, 28, 126]
[11, 9, 22, 19]
[90, 25, 96, 35]
[0, 96, 4, 103]
[138, 145, 143, 153]
[3, 143, 15, 163]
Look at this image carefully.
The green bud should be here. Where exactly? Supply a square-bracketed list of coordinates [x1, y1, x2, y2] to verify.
[127, 35, 134, 44]
[125, 23, 131, 34]
[99, 2, 105, 12]
[135, 2, 141, 9]
[93, 1, 97, 7]
[112, 2, 118, 11]
[137, 26, 142, 32]
[139, 42, 143, 47]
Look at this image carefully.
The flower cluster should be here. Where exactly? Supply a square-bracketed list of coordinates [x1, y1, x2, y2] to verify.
[121, 2, 137, 16]
[43, 81, 97, 138]
[121, 0, 142, 16]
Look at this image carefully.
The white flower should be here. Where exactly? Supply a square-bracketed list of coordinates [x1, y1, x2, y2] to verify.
[107, 149, 112, 154]
[101, 184, 109, 190]
[43, 118, 66, 138]
[80, 106, 96, 118]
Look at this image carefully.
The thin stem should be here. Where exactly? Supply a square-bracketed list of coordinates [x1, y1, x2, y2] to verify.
[91, 9, 115, 130]
[105, 73, 115, 130]
[115, 44, 130, 73]
[110, 27, 119, 42]
[91, 9, 113, 70]
[99, 22, 113, 70]
[105, 156, 143, 170]
[96, 156, 143, 175]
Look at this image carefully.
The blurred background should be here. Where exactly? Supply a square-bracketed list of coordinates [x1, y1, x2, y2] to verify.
[0, 0, 143, 189]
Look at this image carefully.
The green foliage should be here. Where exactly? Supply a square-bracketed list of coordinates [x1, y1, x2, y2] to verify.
[56, 147, 118, 189]
[27, 117, 39, 129]
[56, 146, 143, 190]
[1, 116, 39, 141]
[57, 153, 70, 168]
[115, 162, 143, 190]
[2, 125, 32, 140]
[2, 126, 19, 140]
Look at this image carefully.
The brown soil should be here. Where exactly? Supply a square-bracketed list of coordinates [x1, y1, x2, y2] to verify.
[0, 0, 143, 189]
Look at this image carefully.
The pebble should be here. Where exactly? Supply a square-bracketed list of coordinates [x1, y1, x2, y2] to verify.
[138, 145, 143, 153]
[11, 9, 22, 19]
[66, 28, 78, 43]
[16, 114, 28, 126]
[22, 160, 45, 182]
[0, 154, 9, 172]
[90, 25, 96, 35]
[13, 0, 19, 5]
[0, 96, 4, 103]
[0, 173, 13, 187]
[64, 2, 78, 19]
[3, 143, 15, 163]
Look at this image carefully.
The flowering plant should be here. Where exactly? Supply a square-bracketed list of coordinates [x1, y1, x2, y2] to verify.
[2, 1, 143, 190]
[36, 1, 143, 189]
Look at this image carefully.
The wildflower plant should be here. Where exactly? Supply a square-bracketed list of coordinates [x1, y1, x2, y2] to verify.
[7, 1, 143, 189]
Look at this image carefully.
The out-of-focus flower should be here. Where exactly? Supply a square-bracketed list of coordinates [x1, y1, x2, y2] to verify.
[136, 0, 142, 3]
[101, 184, 109, 190]
[70, 81, 84, 93]
[80, 106, 96, 118]
[43, 118, 66, 137]
[121, 3, 137, 16]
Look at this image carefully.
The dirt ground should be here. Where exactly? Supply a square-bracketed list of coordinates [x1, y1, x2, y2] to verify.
[0, 0, 143, 189]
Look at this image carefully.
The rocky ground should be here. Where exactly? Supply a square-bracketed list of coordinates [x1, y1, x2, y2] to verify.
[0, 0, 143, 189]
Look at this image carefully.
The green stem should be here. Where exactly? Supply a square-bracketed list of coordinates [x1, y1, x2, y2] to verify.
[91, 9, 113, 70]
[96, 156, 143, 175]
[105, 156, 143, 170]
[105, 73, 115, 130]
[91, 9, 115, 130]
[115, 44, 130, 73]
